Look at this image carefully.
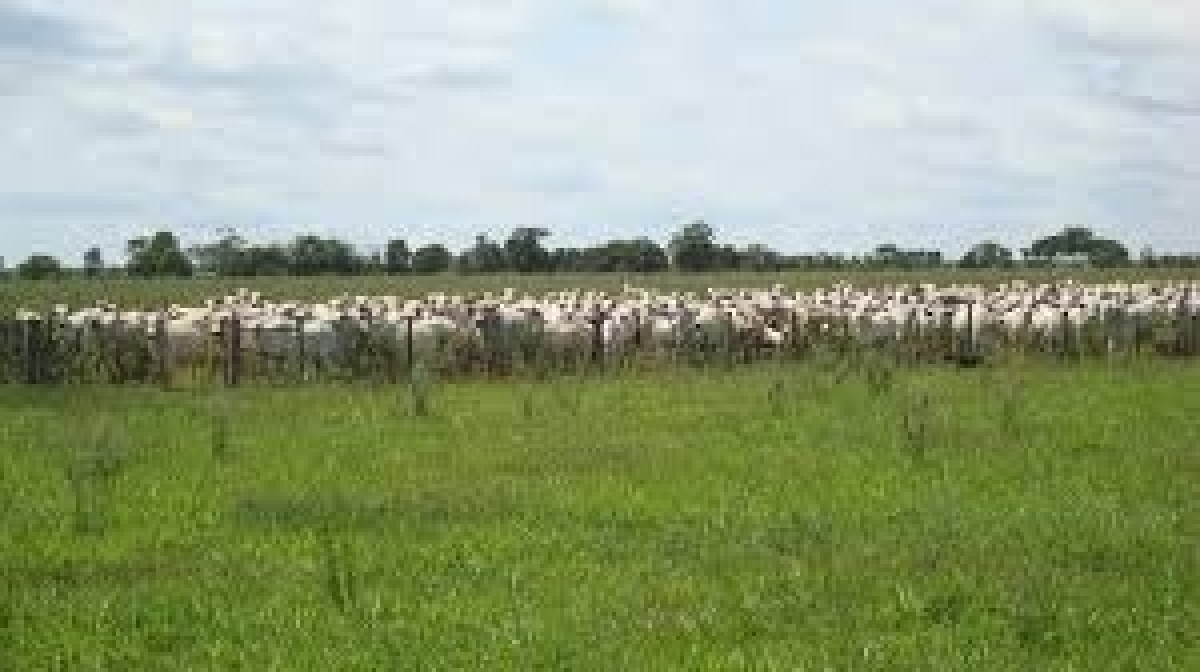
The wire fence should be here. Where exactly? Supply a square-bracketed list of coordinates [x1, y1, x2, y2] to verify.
[2, 303, 1198, 387]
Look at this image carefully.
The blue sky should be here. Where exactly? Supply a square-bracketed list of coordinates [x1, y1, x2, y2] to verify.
[1, 0, 1197, 265]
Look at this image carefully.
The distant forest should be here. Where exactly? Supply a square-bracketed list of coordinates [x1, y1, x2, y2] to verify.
[4, 221, 1199, 281]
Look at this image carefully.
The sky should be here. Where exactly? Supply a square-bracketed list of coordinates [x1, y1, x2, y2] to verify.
[1, 0, 1197, 266]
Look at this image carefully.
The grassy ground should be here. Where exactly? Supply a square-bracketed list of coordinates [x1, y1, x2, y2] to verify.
[1, 360, 1197, 669]
[4, 267, 1200, 314]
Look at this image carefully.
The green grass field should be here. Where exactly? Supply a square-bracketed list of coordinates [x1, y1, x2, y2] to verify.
[4, 267, 1200, 314]
[1, 359, 1196, 669]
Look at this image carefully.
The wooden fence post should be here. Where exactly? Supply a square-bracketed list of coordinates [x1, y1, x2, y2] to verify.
[789, 311, 800, 359]
[1132, 310, 1144, 357]
[486, 313, 502, 377]
[405, 315, 415, 380]
[252, 321, 265, 383]
[156, 315, 170, 388]
[294, 314, 306, 383]
[385, 319, 398, 385]
[1060, 310, 1071, 361]
[5, 319, 17, 384]
[363, 311, 378, 383]
[724, 314, 736, 370]
[1185, 312, 1195, 360]
[941, 309, 953, 361]
[0, 320, 9, 384]
[965, 301, 975, 360]
[224, 316, 242, 387]
[23, 318, 41, 384]
[591, 314, 605, 370]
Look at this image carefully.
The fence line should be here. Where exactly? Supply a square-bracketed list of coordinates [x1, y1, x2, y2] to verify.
[1, 303, 1198, 387]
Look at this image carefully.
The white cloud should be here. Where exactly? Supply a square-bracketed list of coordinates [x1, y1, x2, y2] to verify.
[0, 0, 1196, 264]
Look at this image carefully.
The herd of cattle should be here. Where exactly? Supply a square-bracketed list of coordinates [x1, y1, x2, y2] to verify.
[3, 281, 1199, 384]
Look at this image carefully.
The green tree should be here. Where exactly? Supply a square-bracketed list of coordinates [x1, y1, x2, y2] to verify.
[1027, 227, 1129, 268]
[504, 228, 551, 274]
[243, 244, 291, 276]
[83, 247, 104, 277]
[18, 254, 64, 280]
[742, 243, 780, 271]
[550, 247, 583, 273]
[573, 239, 666, 273]
[189, 234, 246, 276]
[668, 219, 717, 272]
[287, 235, 361, 275]
[127, 231, 193, 277]
[960, 241, 1013, 268]
[1088, 238, 1131, 268]
[385, 239, 411, 275]
[411, 244, 452, 274]
[615, 238, 670, 273]
[191, 235, 293, 277]
[458, 234, 507, 274]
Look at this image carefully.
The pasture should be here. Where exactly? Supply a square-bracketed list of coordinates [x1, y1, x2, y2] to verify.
[1, 359, 1196, 669]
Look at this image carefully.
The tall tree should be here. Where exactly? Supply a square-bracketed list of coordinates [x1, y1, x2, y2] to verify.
[127, 231, 193, 277]
[384, 239, 411, 275]
[458, 234, 507, 274]
[83, 247, 104, 277]
[504, 228, 551, 274]
[668, 219, 717, 272]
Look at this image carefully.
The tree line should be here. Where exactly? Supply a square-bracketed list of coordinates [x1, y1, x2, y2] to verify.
[3, 221, 1197, 281]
